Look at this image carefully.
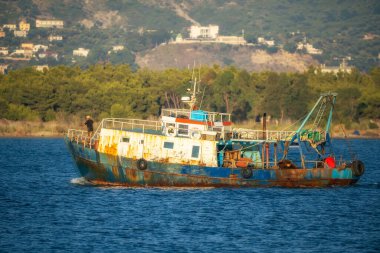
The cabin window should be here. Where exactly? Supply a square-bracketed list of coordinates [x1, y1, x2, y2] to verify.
[163, 142, 174, 149]
[121, 137, 130, 143]
[166, 123, 175, 128]
[178, 124, 189, 135]
[191, 145, 200, 158]
[212, 127, 222, 132]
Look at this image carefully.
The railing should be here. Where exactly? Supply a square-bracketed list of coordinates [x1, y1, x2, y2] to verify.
[161, 108, 232, 122]
[66, 118, 162, 148]
[99, 118, 161, 133]
[233, 128, 297, 141]
[223, 159, 346, 169]
[67, 129, 98, 148]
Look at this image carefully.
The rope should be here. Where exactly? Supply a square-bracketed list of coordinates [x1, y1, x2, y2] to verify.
[199, 86, 207, 110]
[338, 121, 355, 160]
[312, 98, 327, 131]
[280, 112, 309, 131]
[217, 140, 264, 153]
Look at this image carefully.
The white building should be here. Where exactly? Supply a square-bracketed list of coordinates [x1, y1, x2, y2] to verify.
[190, 25, 219, 39]
[33, 44, 49, 52]
[0, 64, 8, 74]
[12, 49, 33, 58]
[48, 35, 63, 41]
[257, 37, 275, 46]
[35, 65, 49, 72]
[3, 24, 16, 30]
[319, 60, 352, 74]
[38, 51, 58, 60]
[297, 42, 323, 55]
[36, 19, 64, 28]
[73, 48, 90, 57]
[14, 30, 28, 37]
[216, 36, 247, 45]
[0, 47, 9, 55]
[112, 45, 124, 51]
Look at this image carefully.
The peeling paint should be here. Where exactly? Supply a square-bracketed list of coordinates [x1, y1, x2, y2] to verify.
[65, 137, 361, 188]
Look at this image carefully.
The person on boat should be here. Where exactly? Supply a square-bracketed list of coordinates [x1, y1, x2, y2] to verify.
[255, 114, 261, 123]
[84, 115, 94, 137]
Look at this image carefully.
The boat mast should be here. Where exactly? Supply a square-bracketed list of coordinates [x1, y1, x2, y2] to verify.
[182, 77, 199, 112]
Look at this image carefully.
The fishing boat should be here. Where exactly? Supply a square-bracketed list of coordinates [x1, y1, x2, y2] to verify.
[64, 79, 365, 187]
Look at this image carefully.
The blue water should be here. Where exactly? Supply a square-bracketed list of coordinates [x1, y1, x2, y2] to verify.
[0, 138, 379, 252]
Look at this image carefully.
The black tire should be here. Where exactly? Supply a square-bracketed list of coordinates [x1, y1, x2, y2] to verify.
[351, 160, 365, 177]
[137, 158, 148, 170]
[278, 159, 296, 169]
[241, 166, 253, 179]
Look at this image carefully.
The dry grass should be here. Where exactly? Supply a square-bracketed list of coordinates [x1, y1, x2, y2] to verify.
[0, 116, 84, 137]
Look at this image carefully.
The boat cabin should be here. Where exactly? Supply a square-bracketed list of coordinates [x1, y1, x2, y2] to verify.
[161, 108, 233, 140]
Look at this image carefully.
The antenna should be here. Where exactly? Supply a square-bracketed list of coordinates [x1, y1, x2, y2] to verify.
[191, 61, 195, 81]
[198, 63, 201, 93]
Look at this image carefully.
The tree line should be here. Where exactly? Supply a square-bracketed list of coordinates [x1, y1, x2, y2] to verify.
[0, 64, 379, 129]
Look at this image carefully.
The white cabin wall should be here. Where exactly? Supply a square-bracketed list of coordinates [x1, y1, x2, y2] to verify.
[98, 129, 218, 166]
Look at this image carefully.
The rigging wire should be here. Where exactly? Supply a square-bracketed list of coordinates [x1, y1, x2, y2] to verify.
[199, 86, 207, 109]
[338, 118, 356, 160]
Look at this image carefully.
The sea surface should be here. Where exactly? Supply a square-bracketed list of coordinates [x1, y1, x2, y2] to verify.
[0, 138, 379, 252]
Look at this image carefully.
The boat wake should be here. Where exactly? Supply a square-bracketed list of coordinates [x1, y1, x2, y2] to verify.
[70, 177, 92, 186]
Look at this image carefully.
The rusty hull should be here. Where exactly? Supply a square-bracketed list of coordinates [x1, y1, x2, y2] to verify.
[65, 137, 360, 188]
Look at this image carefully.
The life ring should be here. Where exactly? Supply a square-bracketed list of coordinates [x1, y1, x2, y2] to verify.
[165, 126, 177, 137]
[136, 158, 148, 170]
[351, 160, 365, 177]
[241, 166, 253, 179]
[190, 130, 201, 140]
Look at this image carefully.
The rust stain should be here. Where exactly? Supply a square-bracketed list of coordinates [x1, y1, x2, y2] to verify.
[104, 144, 118, 156]
[143, 170, 152, 181]
[125, 168, 138, 182]
[229, 174, 237, 179]
[112, 166, 120, 180]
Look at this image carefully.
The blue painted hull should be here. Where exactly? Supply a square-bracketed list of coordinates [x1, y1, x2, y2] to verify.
[65, 137, 360, 188]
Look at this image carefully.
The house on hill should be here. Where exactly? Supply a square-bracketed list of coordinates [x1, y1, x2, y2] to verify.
[35, 65, 49, 72]
[297, 42, 323, 55]
[319, 59, 353, 74]
[48, 35, 63, 41]
[21, 43, 34, 50]
[0, 47, 9, 55]
[14, 30, 27, 37]
[3, 24, 16, 30]
[190, 25, 219, 39]
[33, 44, 48, 52]
[36, 19, 64, 28]
[0, 64, 8, 74]
[12, 49, 33, 58]
[257, 37, 275, 46]
[19, 20, 30, 31]
[73, 48, 90, 57]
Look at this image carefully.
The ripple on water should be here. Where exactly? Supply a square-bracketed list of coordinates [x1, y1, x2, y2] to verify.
[0, 138, 379, 252]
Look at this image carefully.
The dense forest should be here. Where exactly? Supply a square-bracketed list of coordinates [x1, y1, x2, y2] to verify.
[0, 65, 379, 131]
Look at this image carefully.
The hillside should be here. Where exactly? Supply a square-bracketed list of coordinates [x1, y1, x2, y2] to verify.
[136, 44, 317, 72]
[0, 0, 379, 71]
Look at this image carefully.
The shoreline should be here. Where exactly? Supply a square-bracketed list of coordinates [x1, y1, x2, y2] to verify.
[0, 133, 378, 140]
[0, 119, 379, 139]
